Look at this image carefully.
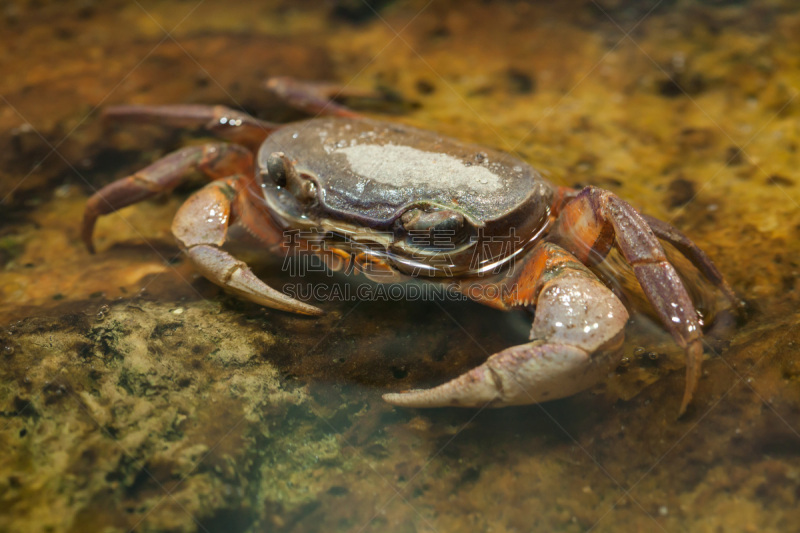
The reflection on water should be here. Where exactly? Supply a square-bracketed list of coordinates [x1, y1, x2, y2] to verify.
[1, 1, 800, 532]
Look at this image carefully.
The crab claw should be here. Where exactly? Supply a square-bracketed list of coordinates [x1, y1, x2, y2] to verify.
[384, 262, 629, 408]
[383, 342, 610, 408]
[185, 244, 323, 316]
[172, 179, 323, 316]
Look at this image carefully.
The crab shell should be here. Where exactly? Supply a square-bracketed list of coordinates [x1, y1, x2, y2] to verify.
[257, 117, 554, 278]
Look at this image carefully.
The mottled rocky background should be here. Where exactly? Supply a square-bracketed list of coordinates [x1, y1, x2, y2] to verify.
[2, 1, 800, 532]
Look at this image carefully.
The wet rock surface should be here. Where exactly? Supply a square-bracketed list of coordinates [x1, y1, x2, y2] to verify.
[2, 1, 800, 531]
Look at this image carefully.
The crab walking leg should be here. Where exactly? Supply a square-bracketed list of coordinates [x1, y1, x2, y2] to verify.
[104, 105, 278, 149]
[265, 77, 365, 118]
[642, 214, 740, 309]
[383, 243, 629, 408]
[172, 177, 323, 316]
[82, 143, 253, 253]
[551, 186, 704, 415]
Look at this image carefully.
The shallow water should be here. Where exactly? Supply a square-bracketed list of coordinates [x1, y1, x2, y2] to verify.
[2, 1, 800, 531]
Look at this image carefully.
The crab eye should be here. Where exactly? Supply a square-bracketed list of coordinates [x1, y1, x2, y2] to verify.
[400, 208, 471, 249]
[266, 152, 288, 187]
[265, 152, 317, 203]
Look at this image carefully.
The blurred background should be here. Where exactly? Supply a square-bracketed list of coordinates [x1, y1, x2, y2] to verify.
[1, 1, 799, 532]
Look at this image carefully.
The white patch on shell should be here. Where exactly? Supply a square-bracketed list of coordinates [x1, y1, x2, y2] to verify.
[336, 144, 503, 193]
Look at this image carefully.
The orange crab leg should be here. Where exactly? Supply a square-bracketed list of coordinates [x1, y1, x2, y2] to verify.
[82, 143, 253, 253]
[551, 186, 704, 415]
[453, 242, 589, 311]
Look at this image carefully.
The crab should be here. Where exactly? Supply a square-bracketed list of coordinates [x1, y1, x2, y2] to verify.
[82, 77, 738, 414]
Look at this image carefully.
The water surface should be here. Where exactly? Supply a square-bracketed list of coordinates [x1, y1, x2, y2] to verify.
[2, 1, 799, 531]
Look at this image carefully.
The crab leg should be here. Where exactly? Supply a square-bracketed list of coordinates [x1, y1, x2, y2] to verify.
[265, 77, 365, 118]
[103, 105, 278, 149]
[551, 186, 704, 414]
[383, 243, 629, 408]
[82, 143, 253, 252]
[81, 142, 320, 315]
[642, 214, 740, 308]
[171, 177, 322, 315]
